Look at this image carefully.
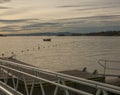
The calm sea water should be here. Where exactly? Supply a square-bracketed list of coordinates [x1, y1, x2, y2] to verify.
[0, 36, 120, 75]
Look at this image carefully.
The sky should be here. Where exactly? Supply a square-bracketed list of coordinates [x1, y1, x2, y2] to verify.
[0, 0, 120, 34]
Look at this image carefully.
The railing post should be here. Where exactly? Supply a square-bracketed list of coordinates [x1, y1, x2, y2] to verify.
[102, 90, 108, 95]
[12, 76, 16, 89]
[23, 78, 29, 95]
[61, 79, 69, 95]
[104, 60, 107, 77]
[15, 78, 19, 90]
[30, 79, 35, 95]
[2, 69, 8, 84]
[54, 79, 61, 95]
[39, 81, 46, 95]
[96, 89, 102, 95]
[54, 78, 69, 95]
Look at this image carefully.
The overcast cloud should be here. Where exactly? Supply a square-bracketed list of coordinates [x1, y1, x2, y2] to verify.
[0, 0, 120, 34]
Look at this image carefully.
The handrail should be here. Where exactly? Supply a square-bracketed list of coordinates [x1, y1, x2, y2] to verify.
[0, 59, 120, 95]
[98, 59, 120, 76]
[0, 59, 116, 87]
[98, 59, 120, 70]
[0, 81, 23, 95]
[0, 64, 93, 95]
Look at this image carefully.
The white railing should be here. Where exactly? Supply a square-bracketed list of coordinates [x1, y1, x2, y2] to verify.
[0, 81, 23, 95]
[98, 59, 120, 77]
[0, 59, 120, 95]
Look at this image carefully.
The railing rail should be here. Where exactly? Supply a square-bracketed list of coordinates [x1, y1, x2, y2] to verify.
[0, 59, 120, 95]
[98, 59, 120, 70]
[0, 81, 23, 95]
[0, 64, 92, 95]
[98, 59, 120, 77]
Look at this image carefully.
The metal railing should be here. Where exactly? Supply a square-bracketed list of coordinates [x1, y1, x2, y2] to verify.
[0, 81, 23, 95]
[0, 59, 120, 95]
[98, 59, 120, 77]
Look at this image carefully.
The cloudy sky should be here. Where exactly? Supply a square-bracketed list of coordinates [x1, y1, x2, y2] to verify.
[0, 0, 120, 34]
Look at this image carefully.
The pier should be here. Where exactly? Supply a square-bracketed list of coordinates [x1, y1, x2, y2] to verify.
[0, 58, 120, 95]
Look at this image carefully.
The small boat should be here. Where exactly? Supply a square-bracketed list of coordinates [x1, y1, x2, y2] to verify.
[43, 38, 51, 41]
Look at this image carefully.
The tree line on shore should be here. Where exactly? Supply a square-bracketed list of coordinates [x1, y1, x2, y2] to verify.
[0, 30, 120, 36]
[57, 31, 120, 36]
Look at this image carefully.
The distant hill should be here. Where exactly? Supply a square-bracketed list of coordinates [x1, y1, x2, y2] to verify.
[82, 31, 120, 36]
[6, 32, 71, 36]
[6, 31, 120, 36]
[58, 31, 120, 36]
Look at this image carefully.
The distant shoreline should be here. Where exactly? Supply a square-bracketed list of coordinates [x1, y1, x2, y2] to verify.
[1, 31, 120, 37]
[57, 31, 120, 36]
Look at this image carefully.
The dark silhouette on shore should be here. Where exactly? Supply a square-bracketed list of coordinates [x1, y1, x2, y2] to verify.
[57, 31, 120, 36]
[0, 34, 4, 36]
[1, 30, 120, 36]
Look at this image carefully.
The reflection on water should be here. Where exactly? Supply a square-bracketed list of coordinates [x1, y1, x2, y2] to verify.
[0, 36, 120, 75]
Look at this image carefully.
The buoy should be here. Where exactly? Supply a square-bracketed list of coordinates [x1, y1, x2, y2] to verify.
[2, 53, 4, 57]
[38, 46, 40, 49]
[11, 52, 14, 54]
